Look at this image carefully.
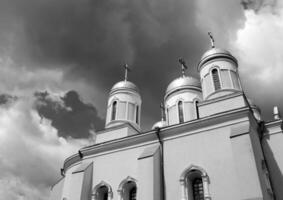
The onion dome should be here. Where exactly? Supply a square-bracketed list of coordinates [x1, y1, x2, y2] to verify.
[152, 120, 167, 130]
[165, 76, 201, 99]
[198, 48, 237, 71]
[110, 81, 139, 94]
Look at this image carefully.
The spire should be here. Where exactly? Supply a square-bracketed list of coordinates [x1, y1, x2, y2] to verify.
[124, 63, 131, 81]
[208, 32, 215, 48]
[178, 58, 188, 77]
[160, 103, 165, 121]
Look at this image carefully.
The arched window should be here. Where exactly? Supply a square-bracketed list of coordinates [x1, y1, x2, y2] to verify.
[96, 186, 108, 200]
[135, 106, 139, 124]
[111, 101, 117, 121]
[180, 165, 210, 200]
[129, 186, 137, 200]
[192, 178, 204, 200]
[212, 68, 221, 91]
[92, 181, 113, 200]
[178, 101, 184, 123]
[194, 100, 199, 119]
[118, 177, 137, 200]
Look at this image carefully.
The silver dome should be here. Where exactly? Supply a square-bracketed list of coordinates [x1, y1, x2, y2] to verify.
[152, 120, 167, 129]
[198, 48, 237, 70]
[165, 76, 201, 98]
[110, 81, 139, 94]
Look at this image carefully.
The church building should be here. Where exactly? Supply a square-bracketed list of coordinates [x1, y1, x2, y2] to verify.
[49, 35, 283, 200]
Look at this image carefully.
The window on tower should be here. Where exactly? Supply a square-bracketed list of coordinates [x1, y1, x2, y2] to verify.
[136, 106, 139, 124]
[194, 100, 199, 119]
[111, 101, 117, 121]
[178, 101, 184, 123]
[212, 68, 221, 91]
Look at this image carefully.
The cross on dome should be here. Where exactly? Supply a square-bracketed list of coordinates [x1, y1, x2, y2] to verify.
[178, 58, 188, 77]
[208, 32, 215, 48]
[124, 63, 131, 81]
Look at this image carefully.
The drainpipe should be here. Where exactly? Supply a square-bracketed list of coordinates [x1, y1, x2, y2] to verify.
[155, 127, 166, 200]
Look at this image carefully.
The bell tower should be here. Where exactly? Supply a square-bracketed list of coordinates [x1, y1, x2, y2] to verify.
[105, 64, 141, 130]
[198, 33, 242, 100]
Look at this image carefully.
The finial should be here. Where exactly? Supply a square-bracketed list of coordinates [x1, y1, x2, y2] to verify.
[160, 103, 165, 121]
[208, 32, 215, 48]
[124, 63, 131, 81]
[178, 58, 188, 77]
[273, 106, 281, 120]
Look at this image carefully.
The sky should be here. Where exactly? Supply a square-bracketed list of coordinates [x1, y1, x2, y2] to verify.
[0, 0, 282, 199]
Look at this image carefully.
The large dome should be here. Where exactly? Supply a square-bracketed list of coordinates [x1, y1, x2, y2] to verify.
[110, 81, 139, 94]
[198, 48, 237, 70]
[165, 76, 201, 98]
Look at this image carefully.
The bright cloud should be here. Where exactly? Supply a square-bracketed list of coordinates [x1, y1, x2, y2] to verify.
[231, 1, 283, 117]
[0, 96, 93, 200]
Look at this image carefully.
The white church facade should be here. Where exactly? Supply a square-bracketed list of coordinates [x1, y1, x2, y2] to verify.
[49, 40, 283, 200]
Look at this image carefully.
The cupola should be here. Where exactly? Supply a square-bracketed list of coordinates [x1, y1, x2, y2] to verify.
[105, 64, 141, 130]
[164, 59, 202, 126]
[198, 33, 242, 100]
[152, 103, 168, 129]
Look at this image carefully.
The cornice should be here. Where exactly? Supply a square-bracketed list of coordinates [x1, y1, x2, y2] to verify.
[62, 105, 252, 172]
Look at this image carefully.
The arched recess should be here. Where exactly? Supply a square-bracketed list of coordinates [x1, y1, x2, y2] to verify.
[118, 176, 137, 200]
[92, 181, 113, 200]
[193, 99, 200, 119]
[180, 165, 211, 200]
[211, 67, 221, 91]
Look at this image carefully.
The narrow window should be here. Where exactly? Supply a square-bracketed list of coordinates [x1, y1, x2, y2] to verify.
[195, 100, 199, 119]
[111, 101, 117, 121]
[178, 101, 184, 123]
[135, 106, 139, 124]
[212, 68, 221, 91]
[192, 178, 204, 200]
[129, 187, 137, 200]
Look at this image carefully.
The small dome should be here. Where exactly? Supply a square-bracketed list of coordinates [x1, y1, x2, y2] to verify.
[198, 48, 237, 70]
[165, 76, 201, 98]
[201, 48, 232, 60]
[152, 120, 167, 130]
[111, 81, 139, 94]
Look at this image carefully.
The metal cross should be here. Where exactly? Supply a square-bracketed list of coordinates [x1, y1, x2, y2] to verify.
[124, 63, 131, 81]
[208, 32, 215, 48]
[178, 58, 188, 77]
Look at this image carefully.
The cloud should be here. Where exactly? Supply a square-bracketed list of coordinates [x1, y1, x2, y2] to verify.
[0, 0, 248, 129]
[0, 95, 92, 200]
[232, 0, 283, 119]
[35, 90, 105, 138]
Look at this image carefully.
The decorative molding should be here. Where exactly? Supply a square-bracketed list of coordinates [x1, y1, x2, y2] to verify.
[63, 105, 251, 171]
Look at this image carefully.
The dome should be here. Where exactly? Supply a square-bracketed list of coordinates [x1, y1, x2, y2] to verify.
[165, 76, 201, 98]
[110, 81, 139, 94]
[152, 120, 167, 130]
[198, 48, 237, 70]
[201, 48, 231, 60]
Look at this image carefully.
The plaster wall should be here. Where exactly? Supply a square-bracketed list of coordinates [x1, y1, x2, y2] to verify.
[84, 142, 160, 200]
[50, 178, 65, 200]
[262, 121, 283, 199]
[163, 119, 265, 200]
[199, 93, 246, 118]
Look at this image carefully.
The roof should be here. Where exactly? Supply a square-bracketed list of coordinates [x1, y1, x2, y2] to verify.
[110, 81, 139, 94]
[165, 76, 201, 98]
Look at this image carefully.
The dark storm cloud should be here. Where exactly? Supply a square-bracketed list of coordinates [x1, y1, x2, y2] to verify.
[0, 0, 246, 129]
[35, 90, 104, 138]
[0, 94, 17, 105]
